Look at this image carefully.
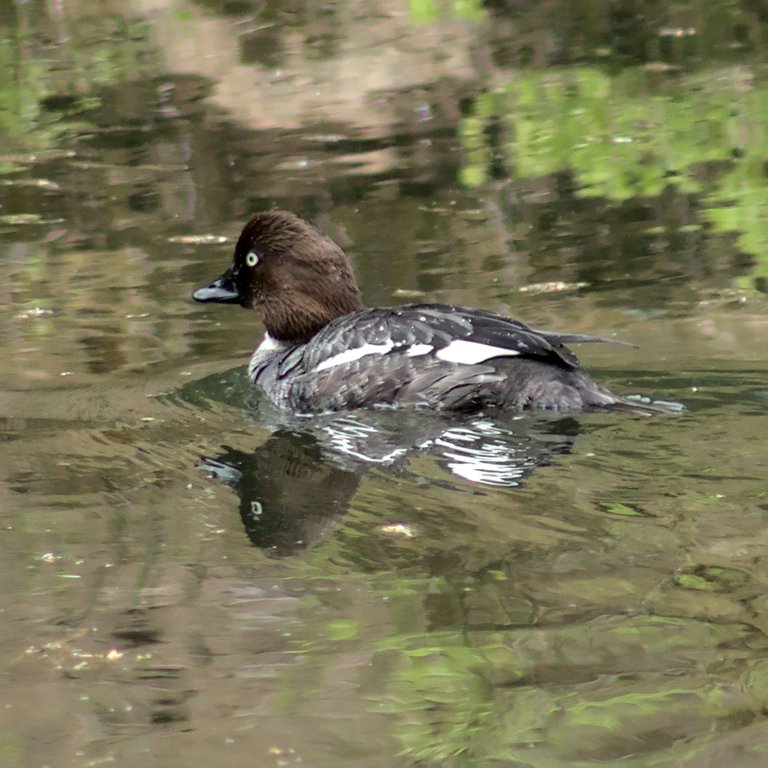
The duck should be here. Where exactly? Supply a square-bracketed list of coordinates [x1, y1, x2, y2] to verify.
[193, 210, 677, 415]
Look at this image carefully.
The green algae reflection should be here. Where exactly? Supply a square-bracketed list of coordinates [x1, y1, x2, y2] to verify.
[366, 610, 758, 765]
[459, 65, 768, 291]
[0, 12, 155, 152]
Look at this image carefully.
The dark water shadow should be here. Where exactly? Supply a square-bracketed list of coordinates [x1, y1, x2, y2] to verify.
[186, 367, 582, 555]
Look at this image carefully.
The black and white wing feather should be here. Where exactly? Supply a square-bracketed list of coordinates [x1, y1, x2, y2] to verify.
[292, 303, 624, 376]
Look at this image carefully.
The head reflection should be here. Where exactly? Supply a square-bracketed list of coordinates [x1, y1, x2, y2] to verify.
[201, 430, 359, 556]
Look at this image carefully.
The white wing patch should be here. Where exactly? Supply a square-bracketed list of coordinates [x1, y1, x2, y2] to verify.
[313, 338, 518, 372]
[435, 339, 521, 365]
[315, 340, 395, 372]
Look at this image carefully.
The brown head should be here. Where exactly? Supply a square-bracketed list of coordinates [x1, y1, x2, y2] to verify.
[193, 211, 364, 343]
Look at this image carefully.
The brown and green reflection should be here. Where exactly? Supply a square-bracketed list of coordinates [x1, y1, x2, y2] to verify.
[0, 4, 156, 153]
[2, 1, 768, 766]
[459, 65, 768, 291]
[364, 616, 755, 765]
[282, 537, 767, 765]
[266, 405, 768, 766]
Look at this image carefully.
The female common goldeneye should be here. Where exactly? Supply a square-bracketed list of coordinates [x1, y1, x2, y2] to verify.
[193, 210, 675, 415]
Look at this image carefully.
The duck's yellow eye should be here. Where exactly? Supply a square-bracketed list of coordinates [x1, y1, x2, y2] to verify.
[246, 251, 260, 268]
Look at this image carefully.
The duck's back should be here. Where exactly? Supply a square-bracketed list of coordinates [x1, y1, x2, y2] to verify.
[249, 304, 632, 413]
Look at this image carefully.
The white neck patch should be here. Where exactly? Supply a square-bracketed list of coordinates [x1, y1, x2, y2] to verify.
[256, 333, 288, 354]
[249, 333, 291, 380]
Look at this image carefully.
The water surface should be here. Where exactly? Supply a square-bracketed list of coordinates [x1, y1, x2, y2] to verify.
[1, 1, 768, 766]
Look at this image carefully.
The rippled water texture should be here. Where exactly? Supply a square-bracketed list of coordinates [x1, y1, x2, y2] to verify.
[2, 1, 768, 766]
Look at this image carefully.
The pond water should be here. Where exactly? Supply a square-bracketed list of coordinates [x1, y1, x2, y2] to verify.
[1, 1, 768, 766]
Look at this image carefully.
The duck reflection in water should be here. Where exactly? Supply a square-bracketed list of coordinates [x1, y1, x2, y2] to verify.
[201, 430, 358, 556]
[200, 412, 581, 556]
